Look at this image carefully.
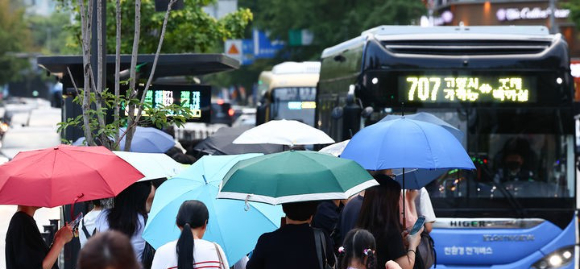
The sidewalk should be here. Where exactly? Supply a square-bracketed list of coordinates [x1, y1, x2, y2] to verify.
[0, 205, 61, 269]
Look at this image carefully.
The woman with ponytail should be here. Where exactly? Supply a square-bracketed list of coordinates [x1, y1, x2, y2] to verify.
[151, 200, 229, 269]
[339, 229, 402, 269]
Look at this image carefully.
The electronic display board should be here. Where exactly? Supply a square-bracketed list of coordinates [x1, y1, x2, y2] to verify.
[397, 76, 536, 103]
[130, 84, 211, 122]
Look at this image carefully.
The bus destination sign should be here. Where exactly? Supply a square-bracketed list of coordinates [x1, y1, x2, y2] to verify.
[398, 76, 535, 103]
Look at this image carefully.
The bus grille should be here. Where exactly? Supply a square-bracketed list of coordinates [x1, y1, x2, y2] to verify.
[382, 40, 551, 56]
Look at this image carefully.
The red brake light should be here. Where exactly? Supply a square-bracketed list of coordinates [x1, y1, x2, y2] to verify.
[217, 99, 224, 105]
[228, 108, 235, 117]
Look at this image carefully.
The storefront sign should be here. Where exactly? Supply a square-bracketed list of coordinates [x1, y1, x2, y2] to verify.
[496, 7, 570, 21]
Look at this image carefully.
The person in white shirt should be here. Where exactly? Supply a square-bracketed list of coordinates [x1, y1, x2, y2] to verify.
[415, 188, 436, 233]
[79, 200, 103, 248]
[95, 181, 154, 262]
[151, 200, 229, 269]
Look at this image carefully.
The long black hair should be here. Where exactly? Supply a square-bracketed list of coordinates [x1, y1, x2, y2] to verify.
[107, 181, 152, 237]
[339, 229, 377, 269]
[176, 200, 209, 269]
[356, 174, 402, 241]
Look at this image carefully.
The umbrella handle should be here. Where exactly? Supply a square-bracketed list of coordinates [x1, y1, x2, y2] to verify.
[244, 195, 251, 211]
[70, 193, 85, 220]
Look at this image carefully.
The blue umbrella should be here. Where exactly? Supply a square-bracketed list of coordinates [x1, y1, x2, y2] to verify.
[381, 112, 464, 142]
[119, 127, 175, 153]
[341, 117, 475, 171]
[142, 154, 284, 265]
[381, 112, 464, 189]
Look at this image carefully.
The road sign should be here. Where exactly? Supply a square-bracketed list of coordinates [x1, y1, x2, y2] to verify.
[253, 29, 285, 59]
[225, 39, 254, 65]
[225, 39, 243, 63]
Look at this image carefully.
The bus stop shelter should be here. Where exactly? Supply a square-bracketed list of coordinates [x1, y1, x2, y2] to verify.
[38, 53, 239, 141]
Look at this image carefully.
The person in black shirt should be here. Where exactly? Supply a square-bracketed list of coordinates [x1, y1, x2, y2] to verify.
[356, 175, 422, 269]
[246, 201, 336, 269]
[5, 206, 73, 269]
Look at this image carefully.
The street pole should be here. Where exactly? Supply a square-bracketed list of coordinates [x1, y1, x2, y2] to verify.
[549, 0, 558, 34]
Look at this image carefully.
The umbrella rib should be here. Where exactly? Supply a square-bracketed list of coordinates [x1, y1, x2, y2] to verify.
[408, 120, 436, 168]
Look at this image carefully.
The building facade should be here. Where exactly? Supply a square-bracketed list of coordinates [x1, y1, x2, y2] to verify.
[429, 0, 579, 57]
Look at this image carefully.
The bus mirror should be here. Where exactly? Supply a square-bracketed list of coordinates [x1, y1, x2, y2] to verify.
[332, 107, 344, 120]
[361, 107, 374, 118]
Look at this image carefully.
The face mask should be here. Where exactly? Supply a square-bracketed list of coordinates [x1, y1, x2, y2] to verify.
[506, 161, 521, 171]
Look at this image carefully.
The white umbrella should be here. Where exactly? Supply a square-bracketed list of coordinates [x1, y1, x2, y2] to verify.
[318, 140, 350, 157]
[232, 119, 335, 146]
[113, 151, 184, 181]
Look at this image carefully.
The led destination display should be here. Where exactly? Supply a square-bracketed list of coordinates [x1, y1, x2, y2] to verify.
[398, 76, 536, 103]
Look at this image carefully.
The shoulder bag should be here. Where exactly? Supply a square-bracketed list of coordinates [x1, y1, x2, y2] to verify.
[313, 228, 333, 269]
[213, 242, 225, 269]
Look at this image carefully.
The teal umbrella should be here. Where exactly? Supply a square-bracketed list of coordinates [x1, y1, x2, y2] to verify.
[142, 154, 284, 265]
[218, 151, 377, 205]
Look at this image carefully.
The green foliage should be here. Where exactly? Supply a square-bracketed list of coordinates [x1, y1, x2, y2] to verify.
[0, 0, 31, 85]
[246, 0, 426, 60]
[64, 0, 252, 53]
[26, 12, 78, 55]
[563, 0, 580, 29]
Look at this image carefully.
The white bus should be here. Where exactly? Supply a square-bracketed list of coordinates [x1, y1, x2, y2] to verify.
[256, 61, 320, 126]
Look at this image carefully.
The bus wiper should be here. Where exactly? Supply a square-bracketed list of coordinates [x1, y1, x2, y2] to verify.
[490, 179, 527, 218]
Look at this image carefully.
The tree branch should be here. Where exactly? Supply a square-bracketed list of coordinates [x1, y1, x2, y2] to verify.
[134, 0, 177, 124]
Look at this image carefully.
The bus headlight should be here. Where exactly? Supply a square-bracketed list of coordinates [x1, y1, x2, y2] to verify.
[531, 246, 574, 269]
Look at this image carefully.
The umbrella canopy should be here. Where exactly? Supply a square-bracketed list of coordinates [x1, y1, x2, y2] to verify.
[0, 145, 144, 207]
[218, 151, 377, 205]
[119, 127, 175, 153]
[341, 118, 475, 171]
[143, 154, 283, 265]
[232, 119, 335, 146]
[381, 112, 464, 141]
[113, 151, 184, 181]
[318, 140, 350, 157]
[194, 126, 284, 155]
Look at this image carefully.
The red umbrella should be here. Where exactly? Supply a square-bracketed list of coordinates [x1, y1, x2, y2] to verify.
[0, 145, 144, 208]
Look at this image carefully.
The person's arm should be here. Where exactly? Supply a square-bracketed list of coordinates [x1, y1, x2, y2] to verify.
[394, 228, 422, 269]
[43, 225, 73, 269]
[246, 236, 266, 269]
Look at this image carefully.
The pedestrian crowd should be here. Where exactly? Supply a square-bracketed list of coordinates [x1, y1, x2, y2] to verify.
[5, 168, 437, 269]
[4, 133, 438, 269]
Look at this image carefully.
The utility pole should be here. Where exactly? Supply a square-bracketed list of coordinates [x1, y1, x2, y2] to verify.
[549, 0, 559, 34]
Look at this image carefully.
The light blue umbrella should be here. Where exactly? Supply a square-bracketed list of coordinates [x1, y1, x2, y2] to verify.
[119, 126, 175, 153]
[142, 154, 284, 265]
[341, 117, 475, 171]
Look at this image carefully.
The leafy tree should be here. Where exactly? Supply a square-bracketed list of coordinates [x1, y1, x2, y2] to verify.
[0, 0, 31, 85]
[63, 0, 252, 54]
[26, 12, 79, 55]
[246, 0, 426, 60]
[56, 0, 252, 151]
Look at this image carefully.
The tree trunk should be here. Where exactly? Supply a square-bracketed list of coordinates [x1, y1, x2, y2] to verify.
[94, 0, 110, 148]
[79, 0, 94, 146]
[124, 0, 142, 151]
[113, 0, 122, 144]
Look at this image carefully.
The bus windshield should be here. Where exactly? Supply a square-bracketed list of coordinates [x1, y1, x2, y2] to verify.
[271, 87, 316, 126]
[410, 110, 575, 200]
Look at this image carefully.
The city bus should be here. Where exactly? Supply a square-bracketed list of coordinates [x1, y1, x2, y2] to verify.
[256, 61, 320, 126]
[317, 25, 578, 268]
